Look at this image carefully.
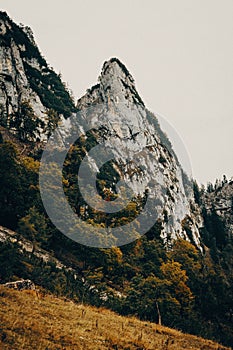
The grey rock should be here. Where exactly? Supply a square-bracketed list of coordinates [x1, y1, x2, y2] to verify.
[3, 279, 36, 291]
[71, 58, 203, 248]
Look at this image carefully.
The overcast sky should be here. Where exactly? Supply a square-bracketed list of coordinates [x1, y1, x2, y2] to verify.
[2, 0, 233, 184]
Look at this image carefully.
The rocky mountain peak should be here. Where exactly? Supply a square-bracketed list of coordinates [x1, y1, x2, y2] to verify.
[101, 57, 144, 106]
[77, 58, 144, 109]
[72, 58, 203, 248]
[0, 11, 76, 140]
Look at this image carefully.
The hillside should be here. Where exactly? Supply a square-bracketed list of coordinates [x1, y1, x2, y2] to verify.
[0, 11, 233, 349]
[0, 286, 230, 350]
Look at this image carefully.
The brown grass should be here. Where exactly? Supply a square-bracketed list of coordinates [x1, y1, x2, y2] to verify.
[0, 286, 230, 350]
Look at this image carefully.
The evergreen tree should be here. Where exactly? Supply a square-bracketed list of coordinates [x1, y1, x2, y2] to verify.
[10, 101, 44, 141]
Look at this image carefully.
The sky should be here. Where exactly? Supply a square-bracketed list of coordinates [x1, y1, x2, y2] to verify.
[1, 0, 233, 184]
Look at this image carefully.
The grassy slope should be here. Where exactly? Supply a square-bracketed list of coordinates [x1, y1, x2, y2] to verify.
[0, 286, 230, 350]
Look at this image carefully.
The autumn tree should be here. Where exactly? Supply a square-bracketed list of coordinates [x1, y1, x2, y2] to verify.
[160, 260, 194, 322]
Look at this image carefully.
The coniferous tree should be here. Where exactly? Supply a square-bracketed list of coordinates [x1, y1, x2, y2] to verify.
[10, 101, 44, 141]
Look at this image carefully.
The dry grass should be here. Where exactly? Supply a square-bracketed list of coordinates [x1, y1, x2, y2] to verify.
[0, 286, 230, 350]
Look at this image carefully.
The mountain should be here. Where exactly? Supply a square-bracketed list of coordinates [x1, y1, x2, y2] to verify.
[0, 10, 215, 251]
[0, 11, 233, 348]
[47, 57, 202, 248]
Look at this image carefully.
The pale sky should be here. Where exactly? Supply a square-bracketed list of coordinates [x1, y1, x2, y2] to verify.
[2, 0, 233, 184]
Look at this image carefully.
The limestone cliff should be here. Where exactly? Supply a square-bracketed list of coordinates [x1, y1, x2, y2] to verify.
[0, 11, 76, 137]
[70, 58, 203, 247]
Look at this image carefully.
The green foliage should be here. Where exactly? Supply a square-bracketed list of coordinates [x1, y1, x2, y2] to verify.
[45, 109, 61, 137]
[202, 208, 227, 249]
[193, 180, 201, 205]
[123, 260, 194, 326]
[0, 141, 25, 227]
[124, 274, 166, 321]
[0, 240, 21, 282]
[10, 101, 44, 141]
[0, 140, 41, 228]
[18, 207, 51, 249]
[23, 62, 76, 117]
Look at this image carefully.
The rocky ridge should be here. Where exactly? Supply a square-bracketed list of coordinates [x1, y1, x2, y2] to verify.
[71, 58, 203, 247]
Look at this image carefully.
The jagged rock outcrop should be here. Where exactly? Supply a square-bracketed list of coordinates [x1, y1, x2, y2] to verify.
[0, 16, 45, 122]
[0, 11, 76, 139]
[68, 58, 202, 247]
[3, 279, 36, 291]
[0, 225, 68, 269]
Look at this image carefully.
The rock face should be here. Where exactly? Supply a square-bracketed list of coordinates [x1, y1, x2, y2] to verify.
[0, 12, 44, 122]
[0, 11, 75, 137]
[0, 225, 69, 270]
[0, 41, 44, 120]
[72, 58, 203, 247]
